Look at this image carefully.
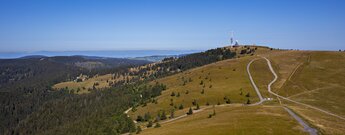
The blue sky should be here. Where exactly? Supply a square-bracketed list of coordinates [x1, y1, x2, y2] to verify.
[0, 0, 345, 52]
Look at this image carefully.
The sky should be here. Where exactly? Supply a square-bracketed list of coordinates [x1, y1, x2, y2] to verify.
[0, 0, 345, 52]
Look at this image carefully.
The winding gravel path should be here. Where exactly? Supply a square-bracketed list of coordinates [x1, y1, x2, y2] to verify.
[249, 57, 318, 135]
[246, 58, 266, 106]
[283, 107, 317, 135]
[263, 57, 345, 121]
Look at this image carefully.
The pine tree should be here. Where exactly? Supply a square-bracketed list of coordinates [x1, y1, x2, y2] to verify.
[136, 115, 143, 122]
[196, 104, 200, 110]
[192, 99, 197, 106]
[225, 98, 231, 104]
[245, 92, 250, 97]
[206, 102, 210, 106]
[171, 92, 175, 96]
[169, 98, 174, 106]
[176, 92, 180, 97]
[179, 104, 184, 110]
[187, 107, 193, 115]
[246, 99, 251, 104]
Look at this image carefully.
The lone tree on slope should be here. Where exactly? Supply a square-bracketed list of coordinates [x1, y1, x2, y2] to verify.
[171, 92, 176, 96]
[195, 103, 200, 110]
[187, 107, 193, 115]
[246, 99, 251, 104]
[179, 104, 184, 110]
[245, 92, 250, 97]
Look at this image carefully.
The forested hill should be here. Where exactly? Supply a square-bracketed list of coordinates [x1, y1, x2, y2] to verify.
[20, 55, 151, 70]
[0, 47, 244, 134]
[134, 47, 238, 79]
[0, 56, 150, 89]
[0, 56, 150, 134]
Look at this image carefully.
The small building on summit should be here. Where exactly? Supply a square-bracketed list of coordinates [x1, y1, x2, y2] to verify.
[230, 31, 240, 47]
[233, 40, 240, 47]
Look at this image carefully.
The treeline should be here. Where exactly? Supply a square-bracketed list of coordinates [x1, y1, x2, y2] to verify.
[161, 47, 236, 71]
[136, 47, 236, 79]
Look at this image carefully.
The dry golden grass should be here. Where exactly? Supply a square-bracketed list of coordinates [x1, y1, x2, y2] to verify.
[136, 49, 345, 134]
[289, 105, 345, 135]
[140, 105, 307, 135]
[258, 51, 345, 134]
[249, 59, 274, 98]
[130, 46, 275, 119]
[129, 56, 261, 119]
[276, 51, 345, 115]
[53, 74, 132, 94]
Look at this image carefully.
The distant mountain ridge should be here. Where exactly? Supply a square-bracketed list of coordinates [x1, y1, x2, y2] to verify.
[19, 55, 48, 59]
[0, 50, 202, 59]
[18, 52, 192, 63]
[18, 55, 151, 70]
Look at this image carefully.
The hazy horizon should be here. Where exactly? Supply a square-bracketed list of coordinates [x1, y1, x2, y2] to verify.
[0, 49, 203, 59]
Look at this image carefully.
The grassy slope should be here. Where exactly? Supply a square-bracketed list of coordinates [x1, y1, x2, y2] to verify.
[136, 49, 345, 134]
[129, 56, 259, 119]
[130, 46, 274, 119]
[132, 48, 311, 135]
[283, 51, 345, 116]
[249, 59, 274, 98]
[274, 51, 345, 134]
[141, 105, 307, 135]
[53, 74, 113, 93]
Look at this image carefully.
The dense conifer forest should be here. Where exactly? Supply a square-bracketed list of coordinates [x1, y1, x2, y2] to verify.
[0, 56, 149, 134]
